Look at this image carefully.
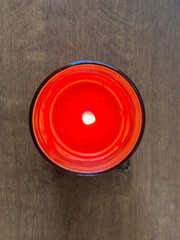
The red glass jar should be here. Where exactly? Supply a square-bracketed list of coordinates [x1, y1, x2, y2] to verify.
[29, 61, 145, 175]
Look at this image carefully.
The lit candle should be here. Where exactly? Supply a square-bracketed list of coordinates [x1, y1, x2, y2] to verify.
[29, 61, 145, 175]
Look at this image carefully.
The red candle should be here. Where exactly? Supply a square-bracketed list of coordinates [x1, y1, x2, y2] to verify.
[29, 61, 145, 175]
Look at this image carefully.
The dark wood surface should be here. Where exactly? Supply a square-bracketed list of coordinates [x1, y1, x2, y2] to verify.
[0, 0, 179, 239]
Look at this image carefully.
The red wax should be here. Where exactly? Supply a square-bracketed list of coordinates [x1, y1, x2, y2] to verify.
[30, 62, 145, 175]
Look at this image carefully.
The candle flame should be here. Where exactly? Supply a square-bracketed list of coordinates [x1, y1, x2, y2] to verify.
[82, 111, 96, 125]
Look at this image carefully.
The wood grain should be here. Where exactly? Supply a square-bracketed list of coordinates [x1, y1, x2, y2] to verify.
[0, 0, 179, 239]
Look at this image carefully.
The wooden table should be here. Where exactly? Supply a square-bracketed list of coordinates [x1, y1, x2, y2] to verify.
[1, 0, 179, 239]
